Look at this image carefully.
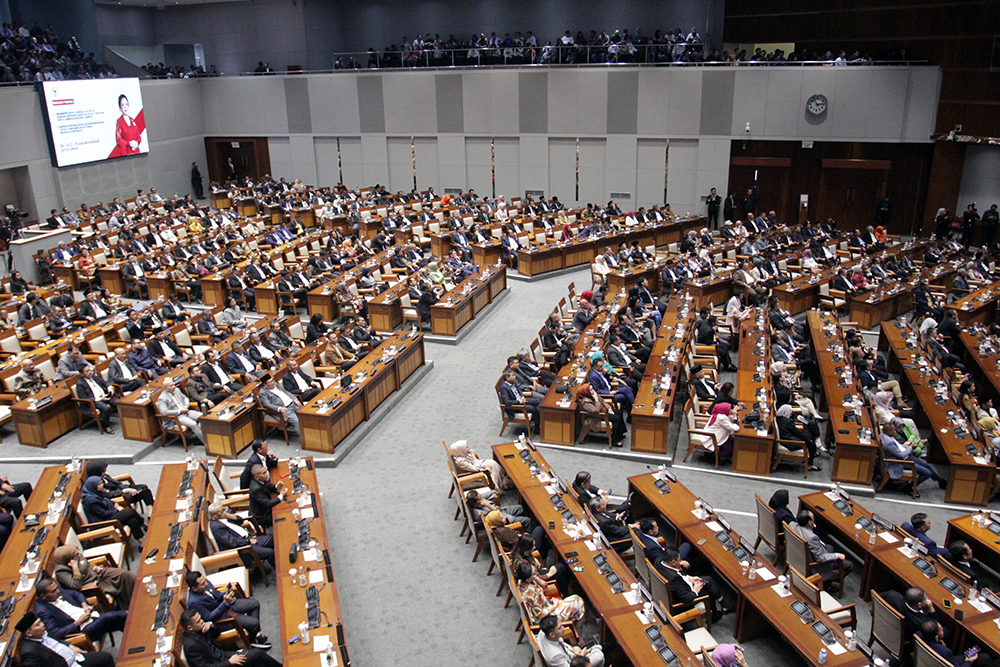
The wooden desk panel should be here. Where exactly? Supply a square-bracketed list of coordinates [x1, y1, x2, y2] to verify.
[11, 387, 78, 448]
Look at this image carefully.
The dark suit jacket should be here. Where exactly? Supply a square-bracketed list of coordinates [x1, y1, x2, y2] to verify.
[656, 564, 698, 607]
[240, 451, 277, 489]
[147, 338, 184, 360]
[881, 589, 934, 639]
[18, 638, 93, 667]
[75, 376, 112, 412]
[78, 300, 112, 321]
[248, 478, 280, 526]
[162, 302, 188, 322]
[282, 369, 317, 396]
[124, 320, 145, 340]
[210, 517, 252, 551]
[35, 588, 94, 639]
[637, 531, 667, 563]
[182, 625, 235, 667]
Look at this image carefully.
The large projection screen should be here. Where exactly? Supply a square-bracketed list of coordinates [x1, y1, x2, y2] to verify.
[41, 78, 149, 167]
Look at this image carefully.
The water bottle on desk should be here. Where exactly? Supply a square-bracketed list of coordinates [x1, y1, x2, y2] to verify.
[818, 648, 828, 665]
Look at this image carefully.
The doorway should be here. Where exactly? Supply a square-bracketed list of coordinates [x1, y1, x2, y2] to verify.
[204, 138, 271, 184]
[818, 159, 890, 230]
[728, 157, 792, 222]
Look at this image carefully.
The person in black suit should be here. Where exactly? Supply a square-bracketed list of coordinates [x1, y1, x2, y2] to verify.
[191, 161, 204, 199]
[224, 158, 237, 181]
[706, 188, 721, 228]
[654, 546, 729, 622]
[75, 366, 116, 434]
[227, 266, 255, 309]
[741, 188, 756, 217]
[882, 588, 950, 642]
[240, 440, 278, 489]
[281, 359, 322, 402]
[587, 495, 631, 553]
[920, 620, 992, 667]
[180, 609, 279, 667]
[15, 612, 114, 667]
[196, 315, 227, 344]
[723, 193, 736, 224]
[78, 290, 112, 323]
[147, 328, 191, 367]
[121, 254, 147, 297]
[500, 371, 539, 432]
[161, 295, 189, 323]
[248, 464, 285, 528]
[946, 541, 997, 590]
[208, 503, 275, 568]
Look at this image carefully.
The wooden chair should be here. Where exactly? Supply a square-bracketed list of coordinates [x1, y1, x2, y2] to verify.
[772, 437, 810, 478]
[256, 397, 292, 447]
[869, 590, 908, 663]
[576, 405, 615, 448]
[649, 559, 713, 630]
[753, 493, 785, 565]
[201, 507, 269, 587]
[914, 635, 954, 667]
[788, 565, 857, 630]
[819, 282, 847, 312]
[73, 499, 134, 561]
[660, 600, 719, 654]
[784, 521, 846, 599]
[875, 442, 919, 499]
[496, 377, 533, 437]
[69, 381, 117, 433]
[400, 293, 422, 331]
[64, 524, 130, 571]
[454, 472, 488, 562]
[152, 390, 191, 452]
[189, 549, 253, 597]
[682, 399, 720, 468]
[935, 555, 973, 584]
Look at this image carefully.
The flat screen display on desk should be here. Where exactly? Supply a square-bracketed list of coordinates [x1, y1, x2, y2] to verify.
[41, 78, 149, 167]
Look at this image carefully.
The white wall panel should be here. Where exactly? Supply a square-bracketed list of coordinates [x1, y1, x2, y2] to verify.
[413, 137, 440, 192]
[360, 135, 388, 187]
[958, 146, 1000, 215]
[436, 135, 466, 192]
[268, 137, 293, 182]
[731, 69, 769, 137]
[494, 137, 520, 200]
[666, 139, 699, 215]
[519, 136, 548, 197]
[490, 72, 520, 136]
[548, 138, 577, 205]
[314, 137, 341, 187]
[864, 70, 908, 140]
[382, 73, 436, 135]
[635, 139, 667, 209]
[762, 69, 801, 138]
[666, 70, 702, 136]
[465, 138, 492, 197]
[636, 71, 670, 136]
[605, 136, 638, 208]
[578, 138, 607, 207]
[385, 137, 413, 193]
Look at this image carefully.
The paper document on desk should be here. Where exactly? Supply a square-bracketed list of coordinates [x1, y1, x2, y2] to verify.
[705, 521, 723, 533]
[879, 532, 899, 543]
[654, 407, 665, 415]
[303, 549, 319, 562]
[169, 558, 184, 573]
[167, 574, 181, 589]
[970, 598, 992, 613]
[824, 492, 840, 501]
[756, 567, 776, 581]
[584, 539, 598, 552]
[827, 642, 847, 655]
[309, 569, 325, 584]
[537, 472, 552, 483]
[623, 590, 641, 605]
[312, 634, 333, 653]
[300, 507, 315, 520]
[545, 484, 558, 495]
[974, 456, 989, 465]
[44, 512, 60, 525]
[15, 577, 35, 593]
[635, 609, 655, 624]
[515, 442, 526, 451]
[771, 582, 792, 597]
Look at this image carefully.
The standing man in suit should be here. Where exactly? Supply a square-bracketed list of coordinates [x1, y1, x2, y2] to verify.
[75, 366, 116, 434]
[191, 161, 204, 200]
[258, 376, 302, 435]
[248, 463, 285, 528]
[741, 188, 756, 217]
[789, 509, 852, 592]
[15, 612, 114, 667]
[723, 193, 736, 224]
[224, 157, 237, 181]
[240, 440, 278, 489]
[706, 187, 721, 229]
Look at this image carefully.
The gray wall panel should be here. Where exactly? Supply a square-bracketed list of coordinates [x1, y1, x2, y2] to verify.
[607, 71, 639, 135]
[519, 73, 548, 134]
[436, 75, 464, 134]
[357, 77, 386, 134]
[699, 70, 734, 136]
[284, 78, 313, 134]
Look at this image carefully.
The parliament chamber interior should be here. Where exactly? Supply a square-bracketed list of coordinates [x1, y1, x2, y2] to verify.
[0, 0, 999, 666]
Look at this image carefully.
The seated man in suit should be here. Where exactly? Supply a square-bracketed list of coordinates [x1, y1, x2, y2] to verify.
[946, 541, 998, 590]
[181, 578, 273, 651]
[75, 365, 116, 434]
[900, 513, 949, 557]
[15, 612, 114, 667]
[267, 320, 302, 355]
[196, 313, 227, 344]
[634, 517, 671, 564]
[690, 364, 721, 401]
[127, 338, 168, 377]
[78, 290, 112, 324]
[107, 347, 143, 393]
[572, 471, 629, 515]
[203, 350, 244, 393]
[156, 376, 204, 443]
[587, 495, 631, 553]
[653, 546, 730, 622]
[54, 345, 92, 382]
[920, 620, 990, 667]
[882, 587, 950, 642]
[240, 440, 279, 490]
[246, 330, 280, 365]
[537, 614, 605, 667]
[33, 578, 126, 643]
[282, 359, 322, 403]
[499, 371, 539, 433]
[181, 609, 279, 667]
[147, 328, 191, 367]
[185, 365, 232, 411]
[226, 342, 266, 381]
[258, 376, 302, 434]
[161, 294, 190, 323]
[248, 463, 285, 529]
[788, 509, 852, 593]
[208, 503, 275, 569]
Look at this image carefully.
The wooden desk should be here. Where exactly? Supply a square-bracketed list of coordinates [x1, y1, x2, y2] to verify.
[428, 266, 505, 336]
[254, 280, 281, 316]
[602, 608, 697, 667]
[471, 241, 503, 268]
[798, 490, 905, 600]
[881, 322, 995, 507]
[946, 514, 1000, 579]
[687, 274, 734, 311]
[732, 311, 774, 476]
[297, 331, 424, 454]
[11, 386, 79, 448]
[960, 330, 1000, 407]
[947, 279, 1000, 326]
[201, 272, 229, 307]
[271, 459, 347, 665]
[118, 463, 209, 666]
[807, 311, 880, 485]
[148, 272, 174, 301]
[98, 265, 125, 296]
[492, 441, 554, 489]
[849, 260, 958, 330]
[52, 263, 79, 292]
[518, 243, 565, 277]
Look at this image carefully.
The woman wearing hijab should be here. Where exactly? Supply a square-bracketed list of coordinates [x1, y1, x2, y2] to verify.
[427, 261, 446, 286]
[703, 403, 739, 460]
[592, 255, 611, 285]
[576, 382, 627, 447]
[559, 223, 575, 242]
[586, 351, 636, 414]
[873, 391, 919, 432]
[81, 476, 146, 542]
[801, 248, 818, 272]
[775, 404, 820, 471]
[449, 440, 512, 492]
[52, 545, 136, 611]
[768, 490, 795, 526]
[221, 297, 247, 331]
[335, 281, 369, 320]
[712, 645, 749, 667]
[85, 460, 154, 510]
[979, 416, 1000, 453]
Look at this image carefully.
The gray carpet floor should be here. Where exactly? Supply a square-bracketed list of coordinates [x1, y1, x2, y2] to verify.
[0, 264, 981, 667]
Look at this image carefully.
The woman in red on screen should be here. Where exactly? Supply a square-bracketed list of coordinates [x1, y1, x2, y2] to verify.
[115, 94, 141, 155]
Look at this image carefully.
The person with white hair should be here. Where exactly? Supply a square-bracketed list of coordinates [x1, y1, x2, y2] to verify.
[449, 440, 512, 493]
[207, 503, 274, 568]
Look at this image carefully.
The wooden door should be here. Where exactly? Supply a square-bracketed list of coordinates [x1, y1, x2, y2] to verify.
[818, 160, 890, 231]
[728, 157, 792, 223]
[204, 138, 271, 184]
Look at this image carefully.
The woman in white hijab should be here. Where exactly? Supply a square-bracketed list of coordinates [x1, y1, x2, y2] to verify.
[592, 255, 611, 284]
[449, 440, 512, 492]
[495, 195, 509, 222]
